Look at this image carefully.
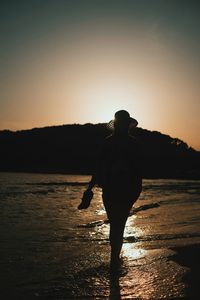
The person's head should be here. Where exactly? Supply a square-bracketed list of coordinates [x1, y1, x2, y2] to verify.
[114, 110, 131, 133]
[111, 110, 138, 135]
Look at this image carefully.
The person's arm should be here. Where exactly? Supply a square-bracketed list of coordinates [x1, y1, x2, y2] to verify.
[87, 174, 97, 190]
[78, 175, 97, 210]
[86, 137, 108, 191]
[78, 138, 108, 209]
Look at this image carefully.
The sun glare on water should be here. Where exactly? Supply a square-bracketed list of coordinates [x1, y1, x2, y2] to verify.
[122, 244, 147, 260]
[122, 216, 147, 260]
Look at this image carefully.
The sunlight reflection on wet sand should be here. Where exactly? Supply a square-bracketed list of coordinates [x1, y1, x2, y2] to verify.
[124, 215, 144, 238]
[122, 243, 147, 260]
[123, 216, 147, 260]
[79, 196, 187, 299]
[105, 213, 185, 299]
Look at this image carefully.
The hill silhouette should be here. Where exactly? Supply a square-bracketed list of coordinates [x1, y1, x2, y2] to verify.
[0, 123, 200, 179]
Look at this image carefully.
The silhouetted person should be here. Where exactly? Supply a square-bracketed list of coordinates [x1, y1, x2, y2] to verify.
[78, 110, 142, 271]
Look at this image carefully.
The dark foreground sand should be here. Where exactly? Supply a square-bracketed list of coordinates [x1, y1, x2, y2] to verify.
[1, 243, 200, 299]
[170, 244, 200, 299]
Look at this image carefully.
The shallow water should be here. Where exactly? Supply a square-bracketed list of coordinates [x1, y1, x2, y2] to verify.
[0, 172, 200, 298]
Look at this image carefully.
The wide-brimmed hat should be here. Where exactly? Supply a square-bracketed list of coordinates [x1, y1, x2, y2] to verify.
[107, 110, 138, 131]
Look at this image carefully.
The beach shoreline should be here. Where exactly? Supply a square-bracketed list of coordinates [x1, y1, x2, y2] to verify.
[1, 242, 200, 299]
[1, 174, 200, 299]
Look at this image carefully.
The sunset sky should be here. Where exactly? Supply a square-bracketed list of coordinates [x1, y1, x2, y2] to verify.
[0, 0, 200, 149]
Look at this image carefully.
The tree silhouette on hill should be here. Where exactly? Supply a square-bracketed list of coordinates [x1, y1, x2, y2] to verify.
[0, 123, 199, 178]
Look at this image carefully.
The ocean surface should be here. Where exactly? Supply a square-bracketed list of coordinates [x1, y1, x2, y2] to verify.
[1, 172, 200, 299]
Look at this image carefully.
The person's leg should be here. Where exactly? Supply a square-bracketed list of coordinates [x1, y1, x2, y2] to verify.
[102, 190, 133, 269]
[109, 215, 127, 267]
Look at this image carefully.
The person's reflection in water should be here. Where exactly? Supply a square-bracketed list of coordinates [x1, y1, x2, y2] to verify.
[78, 110, 142, 273]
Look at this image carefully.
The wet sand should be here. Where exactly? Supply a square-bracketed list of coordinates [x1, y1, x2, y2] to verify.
[170, 244, 200, 299]
[2, 242, 200, 299]
[1, 174, 200, 299]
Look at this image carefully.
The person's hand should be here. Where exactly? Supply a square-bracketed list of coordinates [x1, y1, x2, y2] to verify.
[78, 189, 94, 209]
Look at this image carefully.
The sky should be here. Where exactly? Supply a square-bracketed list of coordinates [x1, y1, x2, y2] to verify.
[0, 0, 200, 149]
